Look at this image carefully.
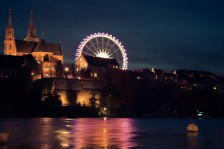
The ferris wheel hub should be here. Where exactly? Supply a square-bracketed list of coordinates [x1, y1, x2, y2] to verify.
[95, 50, 111, 59]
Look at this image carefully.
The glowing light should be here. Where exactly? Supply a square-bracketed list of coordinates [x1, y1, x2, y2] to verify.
[198, 113, 203, 116]
[64, 67, 69, 72]
[96, 51, 110, 59]
[197, 111, 203, 117]
[56, 90, 69, 106]
[76, 91, 100, 106]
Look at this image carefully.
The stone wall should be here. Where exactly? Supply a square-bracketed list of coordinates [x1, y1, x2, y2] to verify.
[53, 78, 105, 106]
[54, 78, 105, 91]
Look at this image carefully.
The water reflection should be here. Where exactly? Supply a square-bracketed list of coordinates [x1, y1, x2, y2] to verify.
[187, 132, 198, 149]
[55, 118, 137, 148]
[1, 118, 224, 148]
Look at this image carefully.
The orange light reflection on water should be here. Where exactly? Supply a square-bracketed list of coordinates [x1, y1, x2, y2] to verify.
[59, 118, 138, 148]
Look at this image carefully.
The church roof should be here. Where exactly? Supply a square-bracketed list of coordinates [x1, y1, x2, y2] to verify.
[46, 43, 62, 55]
[83, 55, 119, 67]
[33, 39, 48, 52]
[15, 39, 62, 55]
[16, 40, 37, 53]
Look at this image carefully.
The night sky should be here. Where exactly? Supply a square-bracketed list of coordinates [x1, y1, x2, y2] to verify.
[0, 0, 223, 75]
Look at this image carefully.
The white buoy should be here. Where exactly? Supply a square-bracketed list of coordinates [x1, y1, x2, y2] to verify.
[0, 133, 9, 144]
[187, 123, 199, 132]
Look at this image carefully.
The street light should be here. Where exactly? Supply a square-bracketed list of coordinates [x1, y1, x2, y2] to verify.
[64, 67, 69, 79]
[64, 67, 69, 72]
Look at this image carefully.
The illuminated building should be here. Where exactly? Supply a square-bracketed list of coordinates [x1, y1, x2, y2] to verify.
[4, 10, 63, 78]
[75, 54, 119, 80]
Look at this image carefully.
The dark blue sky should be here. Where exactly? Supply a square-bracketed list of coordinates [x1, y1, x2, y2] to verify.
[0, 0, 224, 75]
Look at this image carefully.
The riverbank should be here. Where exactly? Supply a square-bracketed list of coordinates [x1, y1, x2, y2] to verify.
[0, 105, 219, 118]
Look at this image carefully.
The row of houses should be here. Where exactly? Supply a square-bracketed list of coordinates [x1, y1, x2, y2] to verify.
[134, 68, 224, 94]
[1, 48, 224, 95]
[71, 53, 224, 94]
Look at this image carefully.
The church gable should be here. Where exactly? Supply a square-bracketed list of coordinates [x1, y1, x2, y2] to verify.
[46, 43, 62, 55]
[32, 39, 48, 53]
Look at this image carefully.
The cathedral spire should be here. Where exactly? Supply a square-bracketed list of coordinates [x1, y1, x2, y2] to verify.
[5, 9, 15, 40]
[29, 10, 34, 29]
[24, 10, 39, 42]
[7, 9, 13, 28]
[4, 9, 16, 55]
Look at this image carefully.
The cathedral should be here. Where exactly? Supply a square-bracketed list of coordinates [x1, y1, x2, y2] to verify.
[4, 10, 64, 78]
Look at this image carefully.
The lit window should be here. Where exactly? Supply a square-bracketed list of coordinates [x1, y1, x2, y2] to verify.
[137, 77, 141, 80]
[94, 73, 97, 77]
[116, 66, 118, 68]
[90, 73, 93, 77]
[113, 66, 115, 68]
[213, 86, 217, 90]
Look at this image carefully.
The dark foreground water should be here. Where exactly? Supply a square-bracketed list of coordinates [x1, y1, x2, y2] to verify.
[0, 118, 224, 149]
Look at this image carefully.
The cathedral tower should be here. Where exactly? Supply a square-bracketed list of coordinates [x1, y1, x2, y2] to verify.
[4, 9, 17, 55]
[24, 10, 39, 42]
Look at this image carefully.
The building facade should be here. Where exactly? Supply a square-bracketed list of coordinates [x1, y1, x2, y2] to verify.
[75, 54, 119, 80]
[4, 10, 63, 78]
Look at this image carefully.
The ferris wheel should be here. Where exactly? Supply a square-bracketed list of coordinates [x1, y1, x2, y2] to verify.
[75, 33, 128, 70]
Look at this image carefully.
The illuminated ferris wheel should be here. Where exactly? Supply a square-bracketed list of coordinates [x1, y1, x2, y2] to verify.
[75, 33, 128, 70]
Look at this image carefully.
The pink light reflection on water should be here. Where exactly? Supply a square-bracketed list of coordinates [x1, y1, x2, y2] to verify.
[67, 118, 138, 148]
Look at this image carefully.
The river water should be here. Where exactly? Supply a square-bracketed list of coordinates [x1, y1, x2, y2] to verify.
[0, 118, 223, 149]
